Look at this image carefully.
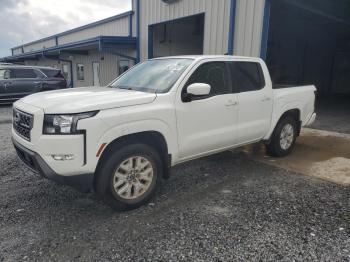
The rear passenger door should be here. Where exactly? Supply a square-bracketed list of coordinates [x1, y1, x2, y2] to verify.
[7, 68, 42, 99]
[229, 61, 273, 143]
[40, 69, 67, 90]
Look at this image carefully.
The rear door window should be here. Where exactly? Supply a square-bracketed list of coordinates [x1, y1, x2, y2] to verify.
[11, 68, 38, 79]
[229, 62, 265, 93]
[185, 62, 231, 96]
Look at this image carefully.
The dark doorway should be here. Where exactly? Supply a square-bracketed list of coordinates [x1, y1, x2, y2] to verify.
[266, 0, 350, 97]
[149, 13, 205, 58]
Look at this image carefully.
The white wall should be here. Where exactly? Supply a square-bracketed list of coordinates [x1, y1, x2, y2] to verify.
[14, 14, 131, 54]
[233, 0, 266, 57]
[22, 38, 57, 53]
[12, 48, 23, 55]
[65, 51, 118, 87]
[58, 16, 130, 45]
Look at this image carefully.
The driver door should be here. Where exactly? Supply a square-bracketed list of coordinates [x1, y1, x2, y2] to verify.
[175, 61, 239, 160]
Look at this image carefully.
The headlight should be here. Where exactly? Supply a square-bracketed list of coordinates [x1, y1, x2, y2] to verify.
[43, 111, 98, 135]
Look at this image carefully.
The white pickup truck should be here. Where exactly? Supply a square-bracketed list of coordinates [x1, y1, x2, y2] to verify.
[12, 56, 316, 210]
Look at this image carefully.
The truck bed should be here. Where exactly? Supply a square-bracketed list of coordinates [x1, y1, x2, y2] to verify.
[271, 84, 317, 127]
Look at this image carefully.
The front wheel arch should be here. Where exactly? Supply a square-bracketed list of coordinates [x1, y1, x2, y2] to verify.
[94, 131, 171, 190]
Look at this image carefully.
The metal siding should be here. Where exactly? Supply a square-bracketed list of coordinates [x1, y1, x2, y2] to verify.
[23, 39, 56, 53]
[59, 52, 118, 87]
[12, 48, 23, 55]
[234, 0, 266, 57]
[58, 17, 130, 45]
[24, 53, 119, 87]
[139, 0, 231, 61]
[24, 58, 61, 68]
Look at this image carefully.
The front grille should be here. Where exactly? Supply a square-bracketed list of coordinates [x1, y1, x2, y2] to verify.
[13, 108, 34, 141]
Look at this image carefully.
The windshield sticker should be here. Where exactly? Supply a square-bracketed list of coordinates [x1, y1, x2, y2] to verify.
[166, 63, 186, 72]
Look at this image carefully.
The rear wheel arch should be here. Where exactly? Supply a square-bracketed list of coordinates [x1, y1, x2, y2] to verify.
[266, 113, 299, 157]
[269, 108, 301, 140]
[278, 109, 301, 136]
[94, 131, 171, 188]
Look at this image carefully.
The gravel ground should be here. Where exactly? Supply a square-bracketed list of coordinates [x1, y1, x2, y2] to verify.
[1, 118, 350, 261]
[0, 106, 12, 124]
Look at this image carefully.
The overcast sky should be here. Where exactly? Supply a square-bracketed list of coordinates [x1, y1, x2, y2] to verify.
[0, 0, 132, 57]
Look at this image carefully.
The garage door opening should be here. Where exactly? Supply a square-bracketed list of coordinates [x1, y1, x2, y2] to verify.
[265, 0, 350, 98]
[149, 14, 205, 58]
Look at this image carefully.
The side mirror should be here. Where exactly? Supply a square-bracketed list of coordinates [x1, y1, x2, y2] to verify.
[183, 83, 211, 102]
[187, 83, 211, 96]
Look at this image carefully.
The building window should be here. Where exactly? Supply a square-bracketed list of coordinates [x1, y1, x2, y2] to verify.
[77, 64, 84, 81]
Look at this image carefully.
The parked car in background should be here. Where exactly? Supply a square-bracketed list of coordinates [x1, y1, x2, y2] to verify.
[0, 65, 67, 104]
[12, 56, 316, 210]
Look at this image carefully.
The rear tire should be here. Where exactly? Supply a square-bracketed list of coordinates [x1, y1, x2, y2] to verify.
[95, 143, 162, 211]
[266, 116, 297, 157]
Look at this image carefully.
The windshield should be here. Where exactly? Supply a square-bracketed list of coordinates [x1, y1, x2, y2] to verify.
[109, 58, 193, 93]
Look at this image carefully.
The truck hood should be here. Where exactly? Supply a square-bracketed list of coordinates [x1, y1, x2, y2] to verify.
[20, 87, 157, 114]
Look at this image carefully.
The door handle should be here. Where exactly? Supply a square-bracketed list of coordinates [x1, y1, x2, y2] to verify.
[225, 99, 238, 106]
[4, 82, 12, 90]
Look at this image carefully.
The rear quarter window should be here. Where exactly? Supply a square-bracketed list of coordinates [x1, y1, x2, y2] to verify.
[0, 69, 10, 80]
[229, 62, 265, 93]
[40, 69, 64, 78]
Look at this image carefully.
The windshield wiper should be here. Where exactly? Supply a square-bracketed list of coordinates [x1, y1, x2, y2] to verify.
[109, 85, 135, 90]
[119, 87, 134, 91]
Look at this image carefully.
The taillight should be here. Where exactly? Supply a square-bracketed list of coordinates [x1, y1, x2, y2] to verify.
[314, 90, 317, 111]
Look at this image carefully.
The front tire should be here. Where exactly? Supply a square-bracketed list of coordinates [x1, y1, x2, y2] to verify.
[266, 116, 297, 157]
[95, 143, 162, 211]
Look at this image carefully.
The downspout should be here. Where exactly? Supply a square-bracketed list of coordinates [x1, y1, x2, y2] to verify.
[136, 0, 141, 63]
[227, 0, 237, 55]
[260, 0, 271, 60]
[128, 13, 133, 37]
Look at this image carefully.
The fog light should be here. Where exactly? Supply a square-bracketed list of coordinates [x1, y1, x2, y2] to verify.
[52, 154, 74, 161]
[44, 127, 56, 134]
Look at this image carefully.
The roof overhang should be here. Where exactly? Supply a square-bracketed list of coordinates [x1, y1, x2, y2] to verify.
[1, 36, 137, 62]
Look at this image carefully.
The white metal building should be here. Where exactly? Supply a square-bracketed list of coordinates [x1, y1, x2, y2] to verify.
[2, 0, 350, 97]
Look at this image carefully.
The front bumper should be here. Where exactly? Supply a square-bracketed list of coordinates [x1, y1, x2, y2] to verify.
[12, 138, 94, 193]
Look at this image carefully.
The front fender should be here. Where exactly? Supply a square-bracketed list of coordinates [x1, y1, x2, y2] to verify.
[96, 119, 178, 160]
